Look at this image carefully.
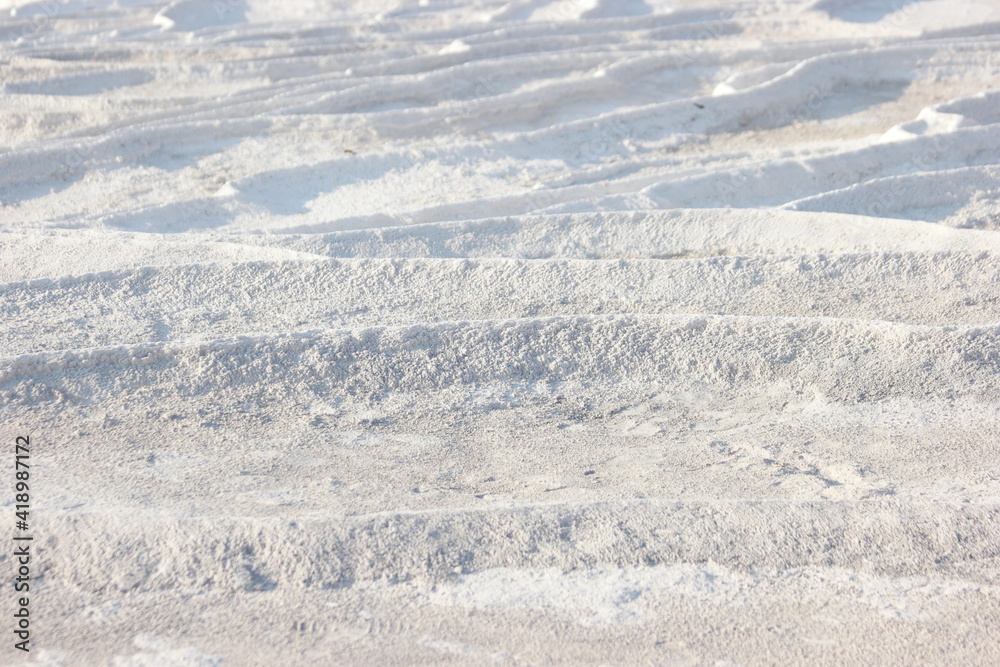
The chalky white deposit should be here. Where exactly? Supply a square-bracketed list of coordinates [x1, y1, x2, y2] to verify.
[1, 0, 999, 664]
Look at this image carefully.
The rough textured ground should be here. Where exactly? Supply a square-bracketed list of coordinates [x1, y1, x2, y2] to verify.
[1, 0, 999, 664]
